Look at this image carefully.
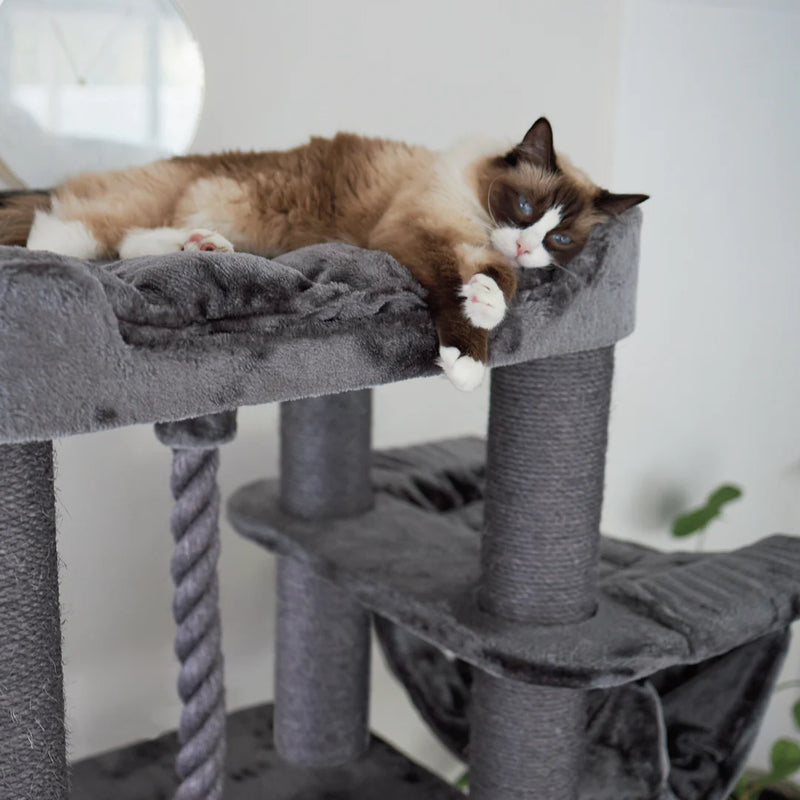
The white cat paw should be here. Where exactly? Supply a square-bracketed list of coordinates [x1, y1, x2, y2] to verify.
[182, 229, 235, 253]
[437, 346, 486, 391]
[460, 274, 506, 330]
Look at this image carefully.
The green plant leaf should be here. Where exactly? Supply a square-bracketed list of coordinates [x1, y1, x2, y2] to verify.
[732, 773, 753, 798]
[672, 506, 715, 538]
[793, 699, 800, 731]
[770, 738, 800, 780]
[671, 483, 743, 537]
[707, 485, 743, 507]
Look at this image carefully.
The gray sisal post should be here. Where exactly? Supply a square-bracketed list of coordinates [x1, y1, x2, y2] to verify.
[470, 347, 614, 800]
[275, 389, 373, 767]
[155, 411, 237, 800]
[0, 442, 67, 800]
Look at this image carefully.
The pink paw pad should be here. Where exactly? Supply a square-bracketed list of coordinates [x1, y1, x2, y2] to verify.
[182, 230, 235, 253]
[460, 274, 507, 330]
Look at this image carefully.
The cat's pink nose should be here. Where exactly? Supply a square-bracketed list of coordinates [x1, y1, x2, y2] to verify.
[516, 241, 530, 257]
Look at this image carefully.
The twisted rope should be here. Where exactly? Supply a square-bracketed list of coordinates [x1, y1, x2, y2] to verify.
[169, 447, 225, 800]
[156, 412, 236, 800]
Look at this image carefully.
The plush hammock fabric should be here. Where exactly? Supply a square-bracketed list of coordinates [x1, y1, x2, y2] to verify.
[366, 438, 793, 800]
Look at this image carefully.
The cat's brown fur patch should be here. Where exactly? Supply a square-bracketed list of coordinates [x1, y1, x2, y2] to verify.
[0, 191, 52, 246]
[170, 135, 432, 257]
[53, 160, 200, 257]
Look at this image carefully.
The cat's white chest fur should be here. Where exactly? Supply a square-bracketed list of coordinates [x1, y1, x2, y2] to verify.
[430, 136, 510, 239]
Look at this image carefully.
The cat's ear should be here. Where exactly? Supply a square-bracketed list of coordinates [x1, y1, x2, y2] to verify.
[516, 117, 557, 170]
[593, 190, 649, 217]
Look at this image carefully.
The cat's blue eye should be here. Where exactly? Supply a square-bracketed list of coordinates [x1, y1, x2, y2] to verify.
[517, 194, 533, 215]
[551, 232, 572, 245]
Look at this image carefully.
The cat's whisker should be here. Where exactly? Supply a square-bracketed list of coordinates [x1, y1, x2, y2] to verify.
[486, 176, 500, 227]
[551, 262, 585, 285]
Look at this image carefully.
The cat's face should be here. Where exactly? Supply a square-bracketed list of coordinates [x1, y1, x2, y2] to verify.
[480, 118, 647, 269]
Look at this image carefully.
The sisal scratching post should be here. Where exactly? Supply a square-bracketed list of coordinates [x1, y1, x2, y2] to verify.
[0, 442, 67, 800]
[155, 411, 237, 800]
[470, 348, 614, 800]
[275, 390, 373, 767]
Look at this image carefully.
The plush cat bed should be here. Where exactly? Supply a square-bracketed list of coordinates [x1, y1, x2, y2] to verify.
[0, 209, 640, 444]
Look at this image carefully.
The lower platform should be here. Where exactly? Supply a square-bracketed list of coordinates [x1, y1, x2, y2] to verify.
[70, 703, 461, 799]
[228, 437, 800, 689]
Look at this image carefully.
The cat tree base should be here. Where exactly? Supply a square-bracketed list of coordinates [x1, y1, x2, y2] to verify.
[70, 703, 460, 800]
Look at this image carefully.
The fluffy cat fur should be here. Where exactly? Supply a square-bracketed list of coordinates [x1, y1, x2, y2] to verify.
[0, 118, 646, 390]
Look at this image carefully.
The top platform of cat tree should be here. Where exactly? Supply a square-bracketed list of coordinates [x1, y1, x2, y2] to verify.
[0, 209, 640, 445]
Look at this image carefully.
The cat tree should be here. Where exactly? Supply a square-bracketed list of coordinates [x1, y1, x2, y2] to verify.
[1, 209, 799, 800]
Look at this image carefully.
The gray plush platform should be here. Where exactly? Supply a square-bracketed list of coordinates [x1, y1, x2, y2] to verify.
[70, 703, 460, 800]
[0, 209, 640, 444]
[228, 437, 800, 689]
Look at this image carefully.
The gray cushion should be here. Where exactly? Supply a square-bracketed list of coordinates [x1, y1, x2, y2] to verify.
[0, 210, 641, 444]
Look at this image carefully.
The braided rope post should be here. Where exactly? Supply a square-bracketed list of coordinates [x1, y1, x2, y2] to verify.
[0, 441, 67, 800]
[155, 411, 237, 800]
[470, 348, 614, 800]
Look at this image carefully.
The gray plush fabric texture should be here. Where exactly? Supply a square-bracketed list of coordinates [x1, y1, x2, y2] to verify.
[228, 437, 800, 689]
[364, 437, 794, 799]
[0, 209, 640, 444]
[70, 702, 461, 800]
[155, 409, 238, 449]
[376, 628, 789, 800]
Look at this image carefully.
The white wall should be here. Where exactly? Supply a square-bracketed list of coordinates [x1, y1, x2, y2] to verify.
[184, 0, 622, 182]
[607, 0, 800, 769]
[51, 0, 624, 777]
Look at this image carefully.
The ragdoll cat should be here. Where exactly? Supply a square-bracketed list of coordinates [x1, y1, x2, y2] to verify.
[0, 118, 646, 390]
